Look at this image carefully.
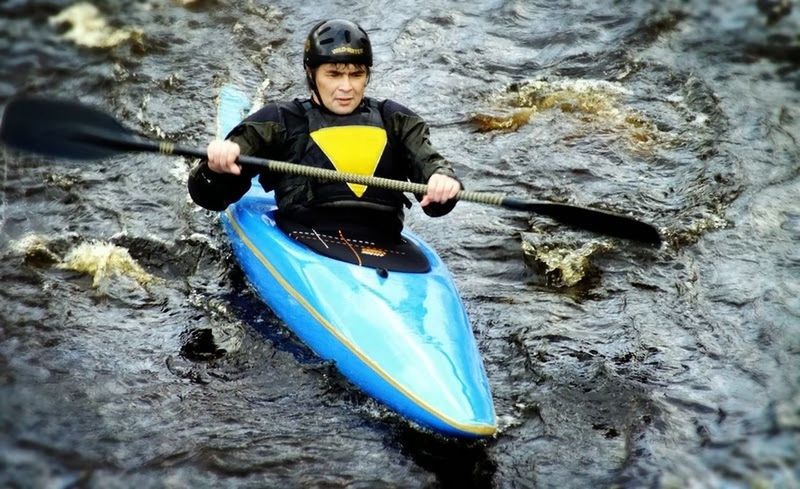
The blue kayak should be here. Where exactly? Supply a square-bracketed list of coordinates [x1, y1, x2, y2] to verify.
[216, 85, 496, 437]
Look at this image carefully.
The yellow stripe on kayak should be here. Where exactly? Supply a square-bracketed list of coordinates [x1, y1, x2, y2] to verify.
[225, 208, 497, 436]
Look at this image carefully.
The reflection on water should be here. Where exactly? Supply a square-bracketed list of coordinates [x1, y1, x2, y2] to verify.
[0, 0, 798, 487]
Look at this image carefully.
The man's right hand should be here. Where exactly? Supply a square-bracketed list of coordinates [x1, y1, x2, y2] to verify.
[207, 140, 242, 175]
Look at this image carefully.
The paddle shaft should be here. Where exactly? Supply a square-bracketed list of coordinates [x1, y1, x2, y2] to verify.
[0, 96, 662, 244]
[122, 137, 510, 206]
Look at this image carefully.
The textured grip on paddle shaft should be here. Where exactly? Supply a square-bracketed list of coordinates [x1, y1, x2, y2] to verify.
[241, 155, 513, 208]
[189, 149, 507, 206]
[247, 157, 432, 195]
[462, 191, 505, 206]
[169, 146, 431, 194]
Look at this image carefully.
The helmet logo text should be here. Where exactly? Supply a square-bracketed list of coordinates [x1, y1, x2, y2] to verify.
[331, 46, 364, 55]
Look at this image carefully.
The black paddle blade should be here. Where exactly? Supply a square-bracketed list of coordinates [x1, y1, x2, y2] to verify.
[503, 198, 662, 245]
[0, 96, 135, 160]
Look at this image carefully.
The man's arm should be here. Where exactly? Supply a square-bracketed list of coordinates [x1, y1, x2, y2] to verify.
[187, 156, 253, 212]
[382, 100, 462, 217]
[187, 106, 287, 211]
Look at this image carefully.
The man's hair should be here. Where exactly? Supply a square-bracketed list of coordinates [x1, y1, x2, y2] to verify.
[305, 63, 371, 91]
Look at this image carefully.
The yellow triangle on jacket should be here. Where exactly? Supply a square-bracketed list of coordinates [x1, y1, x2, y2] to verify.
[309, 125, 388, 197]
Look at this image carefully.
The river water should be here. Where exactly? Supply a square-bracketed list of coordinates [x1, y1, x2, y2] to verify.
[0, 1, 798, 487]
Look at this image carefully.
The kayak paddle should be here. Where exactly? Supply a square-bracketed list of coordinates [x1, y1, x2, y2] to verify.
[0, 96, 661, 245]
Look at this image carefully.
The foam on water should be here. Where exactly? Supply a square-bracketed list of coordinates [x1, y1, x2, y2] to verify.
[471, 78, 668, 153]
[521, 236, 616, 287]
[59, 241, 155, 288]
[48, 2, 143, 50]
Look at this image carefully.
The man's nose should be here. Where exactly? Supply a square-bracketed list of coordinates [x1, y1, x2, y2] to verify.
[340, 76, 354, 91]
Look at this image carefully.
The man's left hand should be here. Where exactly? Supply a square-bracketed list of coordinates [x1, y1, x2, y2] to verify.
[421, 173, 460, 207]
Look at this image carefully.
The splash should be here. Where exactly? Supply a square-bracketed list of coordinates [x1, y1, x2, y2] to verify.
[663, 210, 729, 248]
[11, 234, 61, 265]
[44, 172, 80, 191]
[60, 241, 155, 288]
[472, 79, 666, 151]
[49, 3, 143, 49]
[169, 160, 190, 184]
[521, 237, 615, 287]
[471, 108, 535, 132]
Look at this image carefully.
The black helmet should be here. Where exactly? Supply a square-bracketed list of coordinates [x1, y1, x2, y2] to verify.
[303, 19, 373, 68]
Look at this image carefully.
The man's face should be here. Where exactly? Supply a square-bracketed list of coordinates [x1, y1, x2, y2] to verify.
[312, 63, 368, 115]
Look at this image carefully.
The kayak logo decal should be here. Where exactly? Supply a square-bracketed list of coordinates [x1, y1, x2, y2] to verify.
[310, 125, 387, 197]
[360, 246, 386, 257]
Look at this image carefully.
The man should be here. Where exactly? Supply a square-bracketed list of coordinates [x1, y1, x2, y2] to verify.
[188, 19, 461, 243]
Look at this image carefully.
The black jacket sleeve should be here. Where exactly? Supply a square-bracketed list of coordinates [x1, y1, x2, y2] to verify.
[187, 105, 287, 211]
[187, 162, 253, 212]
[382, 100, 462, 217]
